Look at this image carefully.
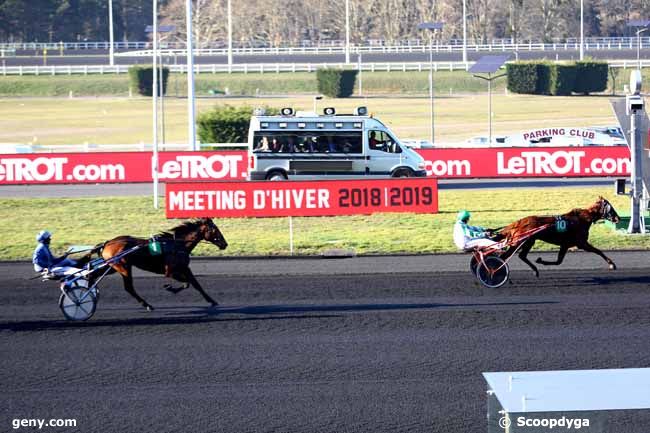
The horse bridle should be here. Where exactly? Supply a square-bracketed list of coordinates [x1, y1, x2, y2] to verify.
[599, 200, 613, 220]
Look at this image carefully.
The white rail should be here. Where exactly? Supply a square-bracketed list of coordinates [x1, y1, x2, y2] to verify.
[0, 142, 245, 154]
[3, 37, 650, 52]
[1, 59, 648, 76]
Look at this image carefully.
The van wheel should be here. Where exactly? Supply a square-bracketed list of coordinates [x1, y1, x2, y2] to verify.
[393, 168, 413, 178]
[266, 171, 287, 181]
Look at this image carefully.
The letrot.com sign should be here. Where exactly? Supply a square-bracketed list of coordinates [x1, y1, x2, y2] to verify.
[0, 146, 631, 184]
[418, 146, 630, 177]
[0, 151, 246, 184]
[166, 179, 438, 218]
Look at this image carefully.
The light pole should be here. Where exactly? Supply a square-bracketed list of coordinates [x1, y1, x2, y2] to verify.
[462, 0, 467, 63]
[186, 0, 197, 151]
[470, 55, 509, 146]
[313, 95, 323, 113]
[108, 0, 114, 66]
[345, 0, 350, 64]
[227, 0, 233, 70]
[417, 22, 443, 145]
[579, 0, 584, 60]
[152, 0, 159, 209]
[627, 20, 650, 70]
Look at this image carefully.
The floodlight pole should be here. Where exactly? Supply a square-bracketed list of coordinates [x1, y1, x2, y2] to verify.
[108, 0, 115, 66]
[637, 28, 648, 70]
[345, 0, 350, 64]
[579, 0, 584, 60]
[462, 0, 467, 63]
[227, 0, 233, 70]
[152, 0, 159, 209]
[186, 0, 197, 150]
[429, 33, 435, 144]
[473, 72, 506, 147]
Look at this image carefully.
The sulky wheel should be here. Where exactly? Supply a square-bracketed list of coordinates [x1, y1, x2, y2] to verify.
[475, 255, 509, 288]
[59, 279, 97, 321]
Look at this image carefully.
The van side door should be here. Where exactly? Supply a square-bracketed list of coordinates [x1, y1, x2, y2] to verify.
[366, 130, 402, 177]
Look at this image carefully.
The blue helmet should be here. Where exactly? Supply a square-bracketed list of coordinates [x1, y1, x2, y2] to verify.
[36, 230, 52, 242]
[457, 210, 471, 222]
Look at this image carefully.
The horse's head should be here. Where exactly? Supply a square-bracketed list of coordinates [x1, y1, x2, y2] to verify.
[595, 196, 620, 223]
[199, 218, 228, 250]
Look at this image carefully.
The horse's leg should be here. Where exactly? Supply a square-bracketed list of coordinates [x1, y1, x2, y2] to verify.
[536, 244, 569, 266]
[177, 267, 218, 306]
[113, 264, 154, 311]
[164, 282, 190, 294]
[516, 239, 540, 277]
[576, 240, 617, 270]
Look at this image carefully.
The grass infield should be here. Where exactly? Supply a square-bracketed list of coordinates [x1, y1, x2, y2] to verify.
[1, 93, 619, 146]
[2, 186, 648, 261]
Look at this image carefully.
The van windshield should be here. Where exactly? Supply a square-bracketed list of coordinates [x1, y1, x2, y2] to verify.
[253, 131, 363, 154]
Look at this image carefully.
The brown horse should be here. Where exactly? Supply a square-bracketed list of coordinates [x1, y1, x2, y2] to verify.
[497, 196, 620, 277]
[96, 218, 228, 311]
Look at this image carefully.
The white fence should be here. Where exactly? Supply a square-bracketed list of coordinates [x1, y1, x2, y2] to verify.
[0, 142, 245, 154]
[3, 37, 650, 52]
[1, 59, 649, 76]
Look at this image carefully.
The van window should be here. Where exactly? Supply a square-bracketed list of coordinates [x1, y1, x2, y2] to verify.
[253, 131, 362, 154]
[368, 130, 402, 153]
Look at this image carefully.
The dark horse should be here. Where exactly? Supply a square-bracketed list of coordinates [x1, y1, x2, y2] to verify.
[497, 196, 620, 277]
[95, 218, 227, 311]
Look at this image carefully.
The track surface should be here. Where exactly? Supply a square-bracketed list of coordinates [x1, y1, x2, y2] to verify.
[2, 252, 650, 432]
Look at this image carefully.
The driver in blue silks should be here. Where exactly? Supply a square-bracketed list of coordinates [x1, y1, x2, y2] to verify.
[32, 230, 80, 276]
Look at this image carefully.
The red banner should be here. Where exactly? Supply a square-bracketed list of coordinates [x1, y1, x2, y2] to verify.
[0, 151, 247, 185]
[0, 146, 631, 185]
[166, 178, 438, 218]
[418, 146, 631, 178]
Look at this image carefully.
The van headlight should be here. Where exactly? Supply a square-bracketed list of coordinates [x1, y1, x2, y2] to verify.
[417, 161, 425, 169]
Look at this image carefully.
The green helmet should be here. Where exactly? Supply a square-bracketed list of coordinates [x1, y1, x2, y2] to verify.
[457, 210, 471, 222]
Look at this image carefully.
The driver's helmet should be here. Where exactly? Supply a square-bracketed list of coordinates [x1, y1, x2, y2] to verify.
[457, 210, 471, 222]
[36, 230, 52, 242]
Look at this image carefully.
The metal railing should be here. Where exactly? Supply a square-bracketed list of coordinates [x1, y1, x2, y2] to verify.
[1, 59, 649, 76]
[0, 142, 244, 154]
[4, 36, 650, 51]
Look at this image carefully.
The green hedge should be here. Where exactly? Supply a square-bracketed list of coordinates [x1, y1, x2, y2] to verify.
[506, 62, 539, 94]
[573, 60, 608, 94]
[507, 60, 608, 96]
[316, 69, 358, 97]
[128, 65, 169, 96]
[196, 105, 279, 143]
[549, 64, 577, 96]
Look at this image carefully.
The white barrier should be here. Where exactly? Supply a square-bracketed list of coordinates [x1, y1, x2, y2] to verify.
[2, 59, 648, 76]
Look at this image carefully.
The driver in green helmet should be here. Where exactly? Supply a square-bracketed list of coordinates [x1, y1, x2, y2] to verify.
[453, 210, 497, 250]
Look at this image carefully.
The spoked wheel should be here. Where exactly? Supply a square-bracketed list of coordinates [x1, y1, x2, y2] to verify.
[59, 279, 97, 321]
[475, 255, 509, 288]
[469, 255, 480, 275]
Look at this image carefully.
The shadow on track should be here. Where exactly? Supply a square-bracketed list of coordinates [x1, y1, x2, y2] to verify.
[1, 300, 557, 332]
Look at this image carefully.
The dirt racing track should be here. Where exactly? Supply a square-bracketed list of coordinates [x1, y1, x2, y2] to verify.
[2, 252, 650, 433]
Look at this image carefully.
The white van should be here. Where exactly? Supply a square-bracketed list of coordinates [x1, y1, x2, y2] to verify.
[247, 107, 427, 180]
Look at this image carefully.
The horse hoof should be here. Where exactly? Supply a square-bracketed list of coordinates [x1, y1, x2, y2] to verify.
[609, 263, 617, 270]
[145, 305, 154, 311]
[535, 257, 543, 264]
[209, 301, 219, 307]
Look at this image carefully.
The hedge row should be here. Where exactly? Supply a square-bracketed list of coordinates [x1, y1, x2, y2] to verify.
[196, 105, 279, 143]
[316, 69, 358, 98]
[128, 65, 170, 96]
[506, 60, 608, 96]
